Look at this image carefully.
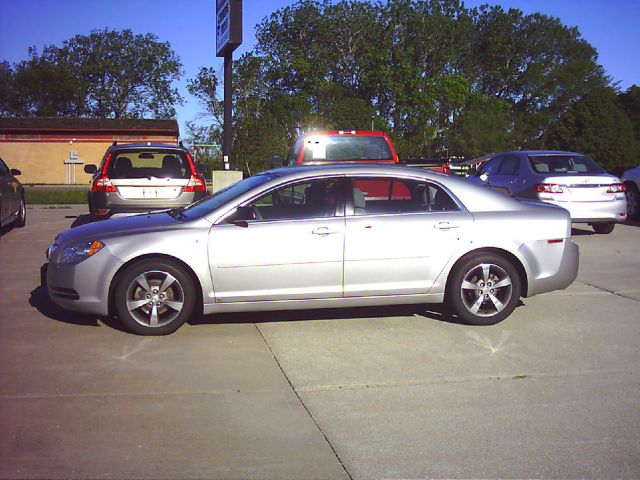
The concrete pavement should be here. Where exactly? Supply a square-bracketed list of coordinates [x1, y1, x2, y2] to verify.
[1, 206, 638, 478]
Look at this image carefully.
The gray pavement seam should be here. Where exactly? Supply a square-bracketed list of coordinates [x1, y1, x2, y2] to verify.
[294, 367, 636, 393]
[577, 280, 640, 303]
[253, 322, 354, 480]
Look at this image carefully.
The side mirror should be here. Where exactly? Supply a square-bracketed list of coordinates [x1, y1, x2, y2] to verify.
[84, 164, 98, 174]
[10, 168, 21, 176]
[479, 172, 489, 182]
[270, 155, 285, 168]
[231, 205, 257, 227]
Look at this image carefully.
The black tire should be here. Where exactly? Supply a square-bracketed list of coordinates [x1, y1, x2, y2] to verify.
[626, 183, 639, 220]
[114, 259, 196, 335]
[13, 195, 26, 228]
[446, 252, 522, 326]
[592, 221, 615, 234]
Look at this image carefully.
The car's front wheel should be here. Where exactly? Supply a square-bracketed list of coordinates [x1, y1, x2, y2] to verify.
[592, 221, 615, 234]
[114, 259, 196, 335]
[446, 252, 522, 325]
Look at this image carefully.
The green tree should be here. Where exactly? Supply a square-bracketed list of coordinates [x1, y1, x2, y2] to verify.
[1, 29, 183, 118]
[546, 88, 636, 173]
[618, 85, 640, 142]
[189, 0, 611, 165]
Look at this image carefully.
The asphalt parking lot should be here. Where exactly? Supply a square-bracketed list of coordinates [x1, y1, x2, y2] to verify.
[1, 205, 639, 479]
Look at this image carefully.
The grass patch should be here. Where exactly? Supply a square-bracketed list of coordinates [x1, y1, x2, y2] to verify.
[25, 189, 87, 204]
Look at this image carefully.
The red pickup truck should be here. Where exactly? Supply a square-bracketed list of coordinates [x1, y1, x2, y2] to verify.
[284, 130, 399, 166]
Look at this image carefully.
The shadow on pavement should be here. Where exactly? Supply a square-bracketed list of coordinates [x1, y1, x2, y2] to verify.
[190, 301, 523, 328]
[70, 214, 93, 228]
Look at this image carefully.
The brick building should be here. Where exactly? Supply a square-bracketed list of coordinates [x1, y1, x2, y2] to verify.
[0, 118, 179, 184]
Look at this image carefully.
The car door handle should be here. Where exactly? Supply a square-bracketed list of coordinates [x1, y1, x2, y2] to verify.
[435, 222, 459, 230]
[312, 227, 339, 236]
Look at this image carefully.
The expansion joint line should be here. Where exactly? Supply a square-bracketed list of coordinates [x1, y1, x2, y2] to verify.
[578, 280, 640, 303]
[254, 323, 354, 480]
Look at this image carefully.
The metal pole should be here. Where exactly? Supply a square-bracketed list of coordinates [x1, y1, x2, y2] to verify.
[223, 51, 233, 170]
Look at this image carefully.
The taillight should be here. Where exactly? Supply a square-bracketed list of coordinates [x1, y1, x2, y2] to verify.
[184, 175, 206, 193]
[92, 176, 116, 193]
[607, 183, 626, 193]
[441, 164, 451, 174]
[534, 183, 564, 194]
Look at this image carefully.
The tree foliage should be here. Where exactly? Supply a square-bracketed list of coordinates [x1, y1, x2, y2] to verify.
[1, 29, 183, 118]
[546, 88, 637, 174]
[190, 0, 637, 173]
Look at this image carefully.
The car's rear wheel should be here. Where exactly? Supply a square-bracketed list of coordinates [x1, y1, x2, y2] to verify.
[447, 252, 521, 326]
[114, 259, 196, 335]
[592, 221, 615, 234]
[13, 196, 26, 228]
[626, 183, 639, 219]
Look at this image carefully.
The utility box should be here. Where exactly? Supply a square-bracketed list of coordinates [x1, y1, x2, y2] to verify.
[212, 170, 243, 193]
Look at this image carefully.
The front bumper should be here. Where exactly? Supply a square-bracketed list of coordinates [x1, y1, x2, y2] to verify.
[46, 247, 119, 317]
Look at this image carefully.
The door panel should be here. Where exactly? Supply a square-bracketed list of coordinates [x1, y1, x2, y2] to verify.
[209, 218, 345, 302]
[344, 212, 471, 296]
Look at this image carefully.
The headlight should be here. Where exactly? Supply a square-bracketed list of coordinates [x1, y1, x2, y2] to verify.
[59, 240, 105, 265]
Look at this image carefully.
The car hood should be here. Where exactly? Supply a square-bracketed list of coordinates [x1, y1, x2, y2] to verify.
[53, 211, 210, 246]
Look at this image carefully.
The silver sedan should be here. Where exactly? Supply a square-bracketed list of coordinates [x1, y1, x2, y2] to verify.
[46, 164, 579, 335]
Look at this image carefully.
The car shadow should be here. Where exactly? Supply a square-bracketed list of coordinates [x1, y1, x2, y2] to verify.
[190, 301, 525, 328]
[0, 224, 15, 237]
[571, 226, 595, 236]
[623, 218, 640, 228]
[69, 214, 93, 228]
[30, 264, 127, 332]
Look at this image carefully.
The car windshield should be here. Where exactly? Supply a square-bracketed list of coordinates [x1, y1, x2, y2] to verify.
[179, 172, 280, 219]
[107, 149, 190, 179]
[528, 155, 605, 174]
[302, 135, 392, 162]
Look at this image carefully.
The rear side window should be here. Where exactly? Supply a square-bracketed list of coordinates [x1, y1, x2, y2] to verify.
[301, 135, 393, 162]
[529, 155, 605, 174]
[107, 150, 191, 179]
[351, 177, 459, 215]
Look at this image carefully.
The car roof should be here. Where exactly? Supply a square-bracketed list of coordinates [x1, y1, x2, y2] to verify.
[299, 130, 388, 138]
[497, 150, 583, 156]
[108, 143, 186, 151]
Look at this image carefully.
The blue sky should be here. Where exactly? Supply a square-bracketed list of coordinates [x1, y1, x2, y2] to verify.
[1, 0, 639, 137]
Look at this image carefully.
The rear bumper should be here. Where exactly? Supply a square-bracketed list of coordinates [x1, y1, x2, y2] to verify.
[539, 198, 626, 223]
[89, 191, 207, 218]
[525, 240, 579, 297]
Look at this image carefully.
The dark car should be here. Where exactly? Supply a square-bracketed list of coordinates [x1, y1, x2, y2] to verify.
[0, 155, 26, 230]
[84, 143, 208, 220]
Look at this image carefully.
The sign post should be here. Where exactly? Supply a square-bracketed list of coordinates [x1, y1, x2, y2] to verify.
[216, 0, 242, 170]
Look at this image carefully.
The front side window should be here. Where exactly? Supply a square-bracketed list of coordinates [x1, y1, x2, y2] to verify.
[351, 177, 459, 215]
[246, 177, 343, 221]
[107, 149, 191, 179]
[478, 157, 501, 176]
